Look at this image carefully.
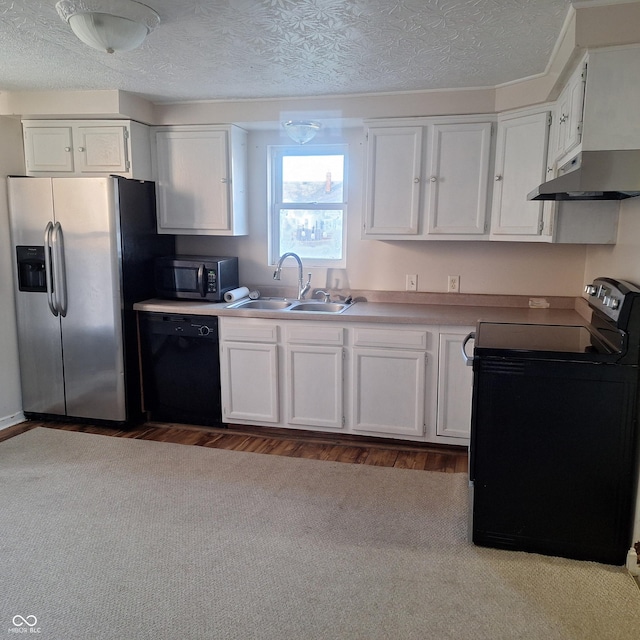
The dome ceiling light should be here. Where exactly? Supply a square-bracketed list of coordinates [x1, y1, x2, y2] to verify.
[55, 0, 160, 54]
[283, 120, 322, 145]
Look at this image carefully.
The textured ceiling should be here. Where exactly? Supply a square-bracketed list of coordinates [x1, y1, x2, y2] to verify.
[0, 0, 576, 104]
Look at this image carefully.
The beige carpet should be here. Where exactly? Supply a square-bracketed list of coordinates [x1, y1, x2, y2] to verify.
[0, 427, 638, 639]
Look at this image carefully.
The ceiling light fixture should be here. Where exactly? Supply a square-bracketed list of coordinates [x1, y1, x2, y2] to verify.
[283, 120, 322, 145]
[55, 0, 160, 54]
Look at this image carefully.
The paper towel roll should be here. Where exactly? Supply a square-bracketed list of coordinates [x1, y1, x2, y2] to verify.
[224, 287, 250, 303]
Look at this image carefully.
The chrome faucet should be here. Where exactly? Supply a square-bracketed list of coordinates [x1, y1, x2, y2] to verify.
[273, 252, 311, 300]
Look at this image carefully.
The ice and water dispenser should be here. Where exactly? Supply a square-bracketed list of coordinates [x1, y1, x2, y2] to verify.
[16, 246, 47, 292]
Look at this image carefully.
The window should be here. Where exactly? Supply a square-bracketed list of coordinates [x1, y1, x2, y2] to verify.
[269, 144, 347, 267]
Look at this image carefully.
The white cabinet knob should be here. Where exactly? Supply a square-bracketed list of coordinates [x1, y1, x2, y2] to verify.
[429, 176, 437, 182]
[413, 177, 420, 184]
[495, 175, 502, 181]
[77, 147, 85, 152]
[220, 178, 229, 183]
[64, 147, 71, 152]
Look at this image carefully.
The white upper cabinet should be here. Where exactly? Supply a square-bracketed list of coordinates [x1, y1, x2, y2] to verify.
[364, 125, 423, 236]
[490, 108, 552, 240]
[548, 58, 587, 164]
[363, 117, 494, 240]
[426, 122, 492, 236]
[153, 125, 248, 236]
[22, 120, 151, 180]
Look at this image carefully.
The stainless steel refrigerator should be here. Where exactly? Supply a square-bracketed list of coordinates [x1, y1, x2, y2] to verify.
[8, 176, 174, 423]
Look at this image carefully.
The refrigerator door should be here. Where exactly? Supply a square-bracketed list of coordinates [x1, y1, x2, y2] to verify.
[52, 178, 126, 421]
[8, 177, 66, 415]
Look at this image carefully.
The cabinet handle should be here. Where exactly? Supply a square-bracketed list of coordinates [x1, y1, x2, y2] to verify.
[494, 175, 502, 181]
[77, 147, 85, 152]
[220, 178, 229, 183]
[413, 177, 420, 184]
[429, 176, 437, 182]
[64, 147, 71, 152]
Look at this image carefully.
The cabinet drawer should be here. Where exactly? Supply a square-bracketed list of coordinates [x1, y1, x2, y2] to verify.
[352, 327, 429, 350]
[285, 324, 344, 345]
[220, 319, 278, 343]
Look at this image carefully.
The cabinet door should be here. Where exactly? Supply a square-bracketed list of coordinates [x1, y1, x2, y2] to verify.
[286, 345, 344, 429]
[491, 111, 550, 237]
[75, 126, 129, 173]
[155, 130, 231, 234]
[436, 331, 473, 441]
[364, 126, 422, 236]
[220, 342, 279, 423]
[426, 123, 491, 235]
[563, 64, 586, 154]
[352, 347, 426, 437]
[24, 126, 74, 172]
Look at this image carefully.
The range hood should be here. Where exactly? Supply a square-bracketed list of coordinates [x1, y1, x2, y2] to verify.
[527, 150, 640, 201]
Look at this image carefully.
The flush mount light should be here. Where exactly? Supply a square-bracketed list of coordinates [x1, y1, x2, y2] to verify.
[283, 120, 322, 145]
[55, 0, 160, 54]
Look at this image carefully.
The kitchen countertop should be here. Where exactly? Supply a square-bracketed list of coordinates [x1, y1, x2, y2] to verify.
[134, 293, 591, 328]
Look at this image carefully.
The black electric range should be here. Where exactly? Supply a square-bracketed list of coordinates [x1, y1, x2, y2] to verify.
[466, 277, 640, 565]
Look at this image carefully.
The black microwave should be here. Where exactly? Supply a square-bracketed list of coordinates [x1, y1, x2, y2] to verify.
[154, 255, 239, 302]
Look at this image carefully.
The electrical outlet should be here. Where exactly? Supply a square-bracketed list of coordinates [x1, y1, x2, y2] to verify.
[447, 275, 460, 293]
[406, 274, 418, 291]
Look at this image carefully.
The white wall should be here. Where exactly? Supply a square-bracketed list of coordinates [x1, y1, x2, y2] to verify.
[584, 198, 640, 285]
[584, 199, 640, 553]
[177, 128, 587, 297]
[0, 116, 25, 428]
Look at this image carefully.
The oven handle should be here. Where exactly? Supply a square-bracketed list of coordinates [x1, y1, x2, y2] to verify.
[461, 331, 476, 366]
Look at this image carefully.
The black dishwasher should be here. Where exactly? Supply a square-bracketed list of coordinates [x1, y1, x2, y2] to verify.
[139, 313, 223, 426]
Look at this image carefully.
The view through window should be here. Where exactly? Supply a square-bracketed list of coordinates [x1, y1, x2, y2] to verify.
[270, 145, 347, 266]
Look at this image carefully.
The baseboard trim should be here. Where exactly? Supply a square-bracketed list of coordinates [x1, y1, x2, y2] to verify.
[0, 411, 26, 431]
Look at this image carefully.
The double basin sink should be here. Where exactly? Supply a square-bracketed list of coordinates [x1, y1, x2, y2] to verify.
[227, 298, 352, 314]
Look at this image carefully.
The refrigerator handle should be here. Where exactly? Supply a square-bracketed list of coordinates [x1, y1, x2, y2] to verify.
[52, 222, 68, 317]
[43, 222, 58, 317]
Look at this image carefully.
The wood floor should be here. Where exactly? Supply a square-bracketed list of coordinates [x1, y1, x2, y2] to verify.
[1, 419, 468, 473]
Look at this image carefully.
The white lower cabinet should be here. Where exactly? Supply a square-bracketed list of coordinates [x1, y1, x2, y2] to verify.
[285, 324, 345, 430]
[220, 320, 279, 423]
[219, 316, 471, 445]
[436, 329, 474, 441]
[351, 326, 434, 439]
[352, 347, 428, 438]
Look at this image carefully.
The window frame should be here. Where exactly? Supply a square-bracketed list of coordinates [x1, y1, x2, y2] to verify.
[267, 143, 348, 268]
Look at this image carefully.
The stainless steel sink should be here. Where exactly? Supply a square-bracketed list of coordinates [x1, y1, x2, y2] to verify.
[227, 298, 293, 310]
[288, 301, 350, 313]
[226, 298, 352, 314]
